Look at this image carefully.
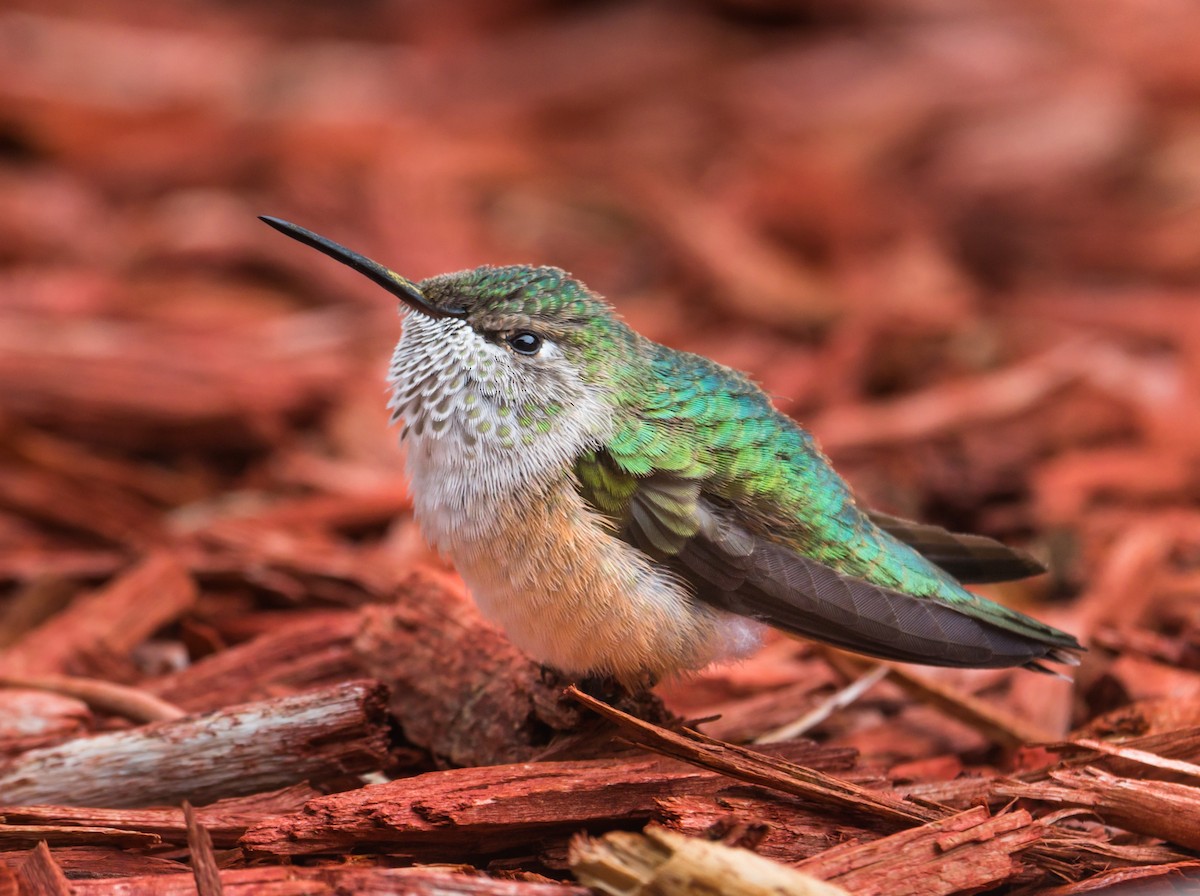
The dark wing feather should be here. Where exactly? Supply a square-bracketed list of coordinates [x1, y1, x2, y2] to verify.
[618, 476, 1079, 671]
[867, 510, 1046, 584]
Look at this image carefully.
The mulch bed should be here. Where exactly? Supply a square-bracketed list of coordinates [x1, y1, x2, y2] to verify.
[1, 1, 1198, 893]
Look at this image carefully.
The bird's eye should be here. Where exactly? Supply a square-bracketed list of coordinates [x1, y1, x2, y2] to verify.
[506, 331, 542, 355]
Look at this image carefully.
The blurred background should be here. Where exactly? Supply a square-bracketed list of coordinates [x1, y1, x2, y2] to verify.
[0, 0, 1198, 730]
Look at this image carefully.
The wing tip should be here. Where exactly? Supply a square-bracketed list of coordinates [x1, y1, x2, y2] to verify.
[868, 509, 1051, 584]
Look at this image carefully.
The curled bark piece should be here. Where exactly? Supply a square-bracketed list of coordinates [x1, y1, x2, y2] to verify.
[0, 673, 184, 723]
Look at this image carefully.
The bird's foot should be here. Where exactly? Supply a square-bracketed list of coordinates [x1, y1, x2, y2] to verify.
[573, 673, 629, 705]
[537, 663, 562, 687]
[538, 666, 658, 697]
[571, 671, 667, 722]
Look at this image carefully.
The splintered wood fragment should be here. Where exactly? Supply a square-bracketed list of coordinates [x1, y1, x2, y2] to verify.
[240, 756, 730, 858]
[184, 801, 224, 896]
[0, 309, 353, 450]
[655, 793, 885, 865]
[567, 686, 937, 827]
[0, 681, 390, 807]
[796, 807, 1042, 896]
[1034, 860, 1200, 896]
[0, 577, 76, 648]
[180, 480, 412, 532]
[2, 782, 319, 847]
[0, 465, 161, 548]
[67, 865, 592, 895]
[1030, 832, 1192, 878]
[904, 722, 1200, 809]
[1057, 737, 1200, 780]
[2, 846, 184, 879]
[0, 824, 160, 848]
[1026, 837, 1200, 891]
[13, 843, 70, 896]
[631, 177, 838, 327]
[571, 824, 851, 896]
[0, 551, 196, 677]
[187, 517, 402, 600]
[7, 425, 201, 507]
[1074, 723, 1200, 771]
[241, 747, 854, 859]
[1068, 517, 1180, 634]
[995, 767, 1200, 851]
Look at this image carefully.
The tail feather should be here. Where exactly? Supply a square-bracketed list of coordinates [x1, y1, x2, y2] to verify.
[867, 510, 1047, 584]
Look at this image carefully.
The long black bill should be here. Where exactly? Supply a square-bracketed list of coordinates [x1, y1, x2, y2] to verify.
[258, 216, 467, 319]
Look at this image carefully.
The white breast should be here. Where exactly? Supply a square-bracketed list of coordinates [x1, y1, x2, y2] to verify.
[388, 314, 764, 681]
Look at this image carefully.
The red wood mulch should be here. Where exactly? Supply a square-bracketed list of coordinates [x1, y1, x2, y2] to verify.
[1, 1, 1199, 893]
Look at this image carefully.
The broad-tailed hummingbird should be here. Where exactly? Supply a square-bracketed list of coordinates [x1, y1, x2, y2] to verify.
[262, 216, 1082, 687]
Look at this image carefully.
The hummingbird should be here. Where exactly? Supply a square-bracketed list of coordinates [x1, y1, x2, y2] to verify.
[261, 216, 1082, 687]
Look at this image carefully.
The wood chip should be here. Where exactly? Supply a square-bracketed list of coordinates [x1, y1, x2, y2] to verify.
[0, 824, 160, 849]
[12, 843, 71, 896]
[184, 801, 225, 896]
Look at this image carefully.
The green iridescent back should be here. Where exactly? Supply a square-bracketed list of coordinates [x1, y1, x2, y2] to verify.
[576, 339, 964, 601]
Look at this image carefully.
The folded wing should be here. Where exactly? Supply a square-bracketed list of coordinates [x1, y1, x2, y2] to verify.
[595, 465, 1080, 671]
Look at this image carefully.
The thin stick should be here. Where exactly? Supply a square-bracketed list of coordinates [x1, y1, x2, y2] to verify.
[755, 664, 888, 744]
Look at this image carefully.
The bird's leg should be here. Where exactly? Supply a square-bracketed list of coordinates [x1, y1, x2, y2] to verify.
[572, 673, 628, 704]
[574, 670, 666, 722]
